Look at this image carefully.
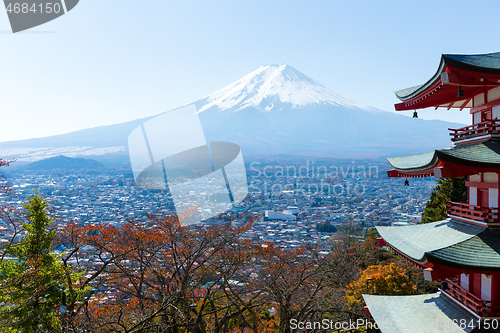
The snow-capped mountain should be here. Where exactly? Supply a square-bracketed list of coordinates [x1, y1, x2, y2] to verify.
[0, 64, 464, 164]
[198, 64, 369, 113]
[194, 64, 462, 158]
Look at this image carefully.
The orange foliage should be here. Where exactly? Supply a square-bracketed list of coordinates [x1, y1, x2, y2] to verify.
[59, 213, 258, 332]
[345, 262, 416, 309]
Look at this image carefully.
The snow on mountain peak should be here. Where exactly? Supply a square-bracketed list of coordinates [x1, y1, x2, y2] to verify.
[198, 64, 370, 112]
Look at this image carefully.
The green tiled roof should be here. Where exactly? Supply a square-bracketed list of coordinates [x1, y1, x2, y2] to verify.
[376, 220, 483, 262]
[428, 228, 500, 270]
[378, 219, 500, 270]
[437, 139, 500, 168]
[363, 293, 477, 333]
[387, 139, 500, 173]
[387, 152, 437, 172]
[444, 52, 500, 73]
[395, 52, 500, 101]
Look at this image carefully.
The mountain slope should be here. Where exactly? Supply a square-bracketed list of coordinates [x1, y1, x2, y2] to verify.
[198, 64, 369, 112]
[0, 64, 464, 162]
[0, 117, 152, 164]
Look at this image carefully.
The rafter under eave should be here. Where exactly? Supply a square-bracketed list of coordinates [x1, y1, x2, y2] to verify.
[460, 97, 473, 111]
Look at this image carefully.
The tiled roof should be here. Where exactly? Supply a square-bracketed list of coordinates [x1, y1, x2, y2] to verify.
[363, 293, 478, 333]
[428, 228, 500, 270]
[395, 52, 500, 101]
[387, 152, 437, 172]
[444, 52, 500, 72]
[394, 85, 424, 100]
[376, 220, 483, 262]
[437, 139, 500, 168]
[378, 219, 500, 270]
[388, 139, 500, 173]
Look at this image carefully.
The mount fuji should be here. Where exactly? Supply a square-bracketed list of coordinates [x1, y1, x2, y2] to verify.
[0, 64, 463, 164]
[194, 64, 462, 158]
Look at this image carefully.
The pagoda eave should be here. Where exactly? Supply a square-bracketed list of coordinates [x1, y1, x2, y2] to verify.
[387, 168, 435, 178]
[387, 159, 476, 178]
[383, 241, 429, 269]
[387, 160, 497, 179]
[388, 140, 500, 178]
[395, 84, 494, 111]
[426, 253, 500, 273]
[395, 55, 500, 111]
[385, 239, 500, 275]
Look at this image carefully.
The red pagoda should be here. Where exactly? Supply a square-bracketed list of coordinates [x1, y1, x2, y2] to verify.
[363, 52, 500, 333]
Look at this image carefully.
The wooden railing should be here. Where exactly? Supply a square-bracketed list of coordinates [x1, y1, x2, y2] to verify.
[447, 201, 499, 224]
[449, 120, 500, 142]
[445, 278, 500, 317]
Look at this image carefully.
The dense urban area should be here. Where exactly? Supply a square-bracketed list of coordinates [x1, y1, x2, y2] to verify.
[0, 157, 436, 249]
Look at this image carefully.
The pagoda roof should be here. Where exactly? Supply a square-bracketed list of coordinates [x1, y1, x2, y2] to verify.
[387, 152, 437, 173]
[377, 220, 500, 270]
[444, 53, 500, 73]
[394, 52, 500, 111]
[363, 293, 478, 333]
[437, 139, 500, 167]
[387, 139, 500, 177]
[427, 228, 500, 270]
[377, 219, 482, 263]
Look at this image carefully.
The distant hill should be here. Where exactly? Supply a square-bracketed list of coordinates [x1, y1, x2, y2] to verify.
[24, 155, 104, 170]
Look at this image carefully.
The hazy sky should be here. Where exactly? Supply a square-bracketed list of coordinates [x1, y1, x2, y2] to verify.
[1, 0, 499, 142]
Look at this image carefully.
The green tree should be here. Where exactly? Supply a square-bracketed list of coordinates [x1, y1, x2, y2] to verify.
[316, 221, 337, 233]
[0, 192, 87, 332]
[421, 177, 467, 223]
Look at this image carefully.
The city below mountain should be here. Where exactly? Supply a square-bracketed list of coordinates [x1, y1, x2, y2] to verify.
[0, 64, 464, 165]
[23, 155, 104, 171]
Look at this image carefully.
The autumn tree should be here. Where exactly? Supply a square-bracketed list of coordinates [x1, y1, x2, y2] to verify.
[0, 158, 21, 262]
[57, 214, 261, 333]
[306, 231, 395, 323]
[345, 262, 416, 310]
[0, 158, 12, 195]
[252, 243, 330, 333]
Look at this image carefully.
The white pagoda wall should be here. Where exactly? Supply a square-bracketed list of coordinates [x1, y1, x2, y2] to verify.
[461, 273, 469, 291]
[488, 87, 500, 104]
[474, 94, 485, 108]
[493, 105, 500, 120]
[473, 112, 481, 124]
[482, 274, 492, 301]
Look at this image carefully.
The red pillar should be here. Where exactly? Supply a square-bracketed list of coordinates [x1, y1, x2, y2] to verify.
[472, 273, 482, 299]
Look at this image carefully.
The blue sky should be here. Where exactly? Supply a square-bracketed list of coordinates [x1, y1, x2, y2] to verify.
[1, 0, 499, 142]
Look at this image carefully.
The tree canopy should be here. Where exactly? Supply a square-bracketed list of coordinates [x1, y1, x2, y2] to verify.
[0, 192, 87, 332]
[345, 263, 416, 310]
[421, 177, 467, 224]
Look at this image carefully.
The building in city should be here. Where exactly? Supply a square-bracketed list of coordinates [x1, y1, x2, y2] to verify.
[364, 52, 500, 332]
[264, 210, 297, 221]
